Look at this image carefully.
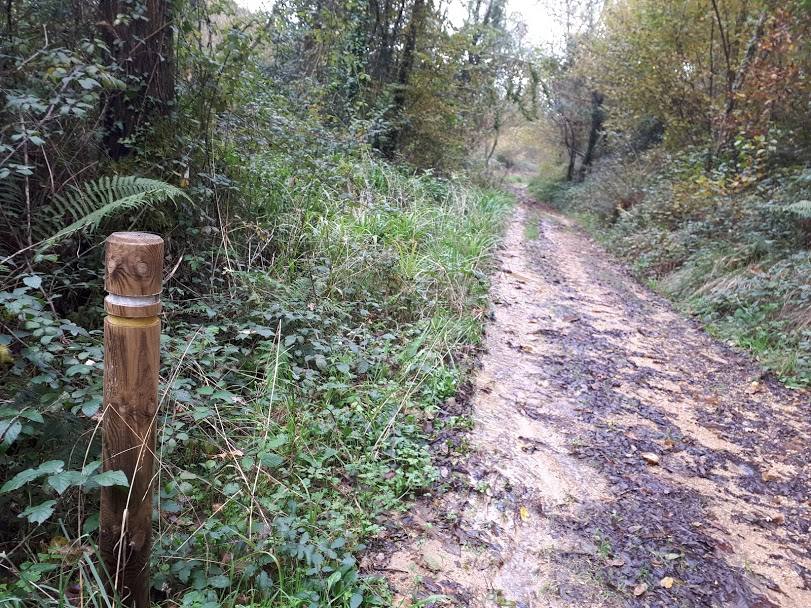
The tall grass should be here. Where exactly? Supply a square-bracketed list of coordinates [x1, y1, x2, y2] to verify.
[0, 154, 511, 607]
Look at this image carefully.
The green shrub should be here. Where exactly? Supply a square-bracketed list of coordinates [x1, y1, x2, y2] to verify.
[548, 149, 811, 386]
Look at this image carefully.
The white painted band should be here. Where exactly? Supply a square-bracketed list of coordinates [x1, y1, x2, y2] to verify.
[105, 294, 160, 307]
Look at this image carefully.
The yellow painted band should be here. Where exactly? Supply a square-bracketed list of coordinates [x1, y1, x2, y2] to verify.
[106, 315, 159, 328]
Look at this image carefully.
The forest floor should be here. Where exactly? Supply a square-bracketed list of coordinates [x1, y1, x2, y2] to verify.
[366, 189, 811, 607]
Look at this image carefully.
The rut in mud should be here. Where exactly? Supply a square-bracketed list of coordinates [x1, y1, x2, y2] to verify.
[366, 195, 811, 607]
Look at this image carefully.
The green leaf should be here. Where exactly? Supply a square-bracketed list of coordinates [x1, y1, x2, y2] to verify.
[350, 592, 363, 608]
[18, 410, 44, 423]
[265, 433, 288, 450]
[259, 452, 284, 468]
[326, 570, 342, 588]
[92, 470, 130, 487]
[314, 354, 327, 371]
[23, 275, 42, 289]
[20, 500, 57, 525]
[81, 396, 102, 416]
[82, 460, 101, 476]
[77, 78, 99, 90]
[1, 420, 22, 446]
[38, 460, 65, 474]
[47, 470, 86, 494]
[1, 468, 44, 493]
[207, 574, 231, 589]
[83, 512, 100, 534]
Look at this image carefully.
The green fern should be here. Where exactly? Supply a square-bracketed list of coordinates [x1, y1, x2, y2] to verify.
[38, 176, 188, 250]
[787, 199, 811, 219]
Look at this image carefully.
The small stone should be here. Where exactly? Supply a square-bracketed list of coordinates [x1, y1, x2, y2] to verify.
[421, 549, 443, 572]
[633, 582, 648, 596]
[761, 468, 781, 482]
[641, 452, 660, 465]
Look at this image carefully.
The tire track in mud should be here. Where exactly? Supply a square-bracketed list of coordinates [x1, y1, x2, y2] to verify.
[367, 197, 811, 608]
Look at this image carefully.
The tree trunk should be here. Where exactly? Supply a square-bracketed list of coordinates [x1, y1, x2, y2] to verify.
[713, 10, 767, 156]
[99, 0, 175, 160]
[577, 90, 604, 181]
[381, 0, 425, 158]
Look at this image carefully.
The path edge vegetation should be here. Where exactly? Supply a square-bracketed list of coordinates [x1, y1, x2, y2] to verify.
[0, 0, 518, 603]
[523, 0, 811, 389]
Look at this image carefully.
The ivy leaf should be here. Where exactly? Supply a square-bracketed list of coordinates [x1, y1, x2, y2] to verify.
[92, 470, 130, 487]
[20, 500, 57, 525]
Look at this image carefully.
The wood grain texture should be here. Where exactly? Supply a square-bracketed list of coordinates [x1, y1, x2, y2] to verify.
[101, 232, 163, 607]
[105, 232, 164, 297]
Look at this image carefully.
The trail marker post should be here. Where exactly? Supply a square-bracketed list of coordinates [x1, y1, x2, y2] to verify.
[100, 232, 164, 607]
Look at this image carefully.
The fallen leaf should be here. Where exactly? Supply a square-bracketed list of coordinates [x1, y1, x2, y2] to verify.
[519, 506, 530, 521]
[608, 558, 625, 567]
[660, 577, 674, 589]
[641, 452, 660, 465]
[633, 582, 648, 596]
[761, 468, 781, 482]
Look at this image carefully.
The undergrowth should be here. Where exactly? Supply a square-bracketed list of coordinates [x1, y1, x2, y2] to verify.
[533, 146, 811, 387]
[0, 130, 511, 605]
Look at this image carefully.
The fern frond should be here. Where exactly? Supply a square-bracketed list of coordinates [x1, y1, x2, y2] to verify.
[38, 176, 188, 250]
[788, 199, 811, 219]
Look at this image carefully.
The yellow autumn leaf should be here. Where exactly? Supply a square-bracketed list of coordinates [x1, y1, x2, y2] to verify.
[0, 344, 12, 365]
[660, 577, 674, 589]
[519, 506, 529, 521]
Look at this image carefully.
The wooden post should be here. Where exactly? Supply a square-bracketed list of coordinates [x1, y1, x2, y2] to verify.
[100, 232, 163, 607]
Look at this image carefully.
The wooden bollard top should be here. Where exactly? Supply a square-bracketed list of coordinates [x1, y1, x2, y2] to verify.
[104, 232, 164, 318]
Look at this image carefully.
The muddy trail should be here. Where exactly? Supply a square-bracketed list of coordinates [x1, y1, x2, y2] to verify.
[366, 194, 811, 607]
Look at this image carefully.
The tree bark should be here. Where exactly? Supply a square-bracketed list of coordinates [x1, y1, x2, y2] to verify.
[577, 90, 604, 181]
[713, 10, 767, 156]
[99, 0, 175, 159]
[381, 0, 425, 157]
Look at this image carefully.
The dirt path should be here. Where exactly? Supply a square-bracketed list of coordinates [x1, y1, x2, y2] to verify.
[368, 196, 811, 607]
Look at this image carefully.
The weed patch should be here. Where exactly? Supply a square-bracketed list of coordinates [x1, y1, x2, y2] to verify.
[0, 156, 511, 606]
[545, 151, 811, 387]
